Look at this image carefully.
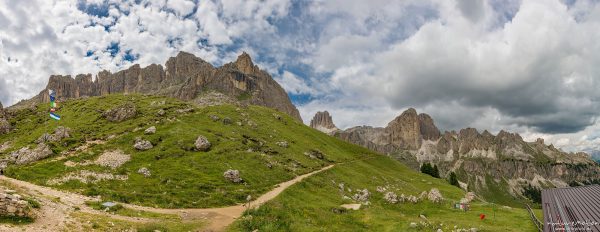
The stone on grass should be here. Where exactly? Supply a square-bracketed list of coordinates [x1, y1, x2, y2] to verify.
[275, 141, 288, 148]
[223, 169, 242, 183]
[137, 167, 151, 177]
[352, 189, 370, 202]
[134, 138, 153, 151]
[195, 135, 211, 151]
[427, 188, 444, 203]
[340, 204, 361, 210]
[384, 192, 398, 204]
[144, 126, 156, 135]
[103, 103, 137, 122]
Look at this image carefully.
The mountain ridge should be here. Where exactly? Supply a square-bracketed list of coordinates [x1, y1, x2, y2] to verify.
[9, 51, 302, 122]
[310, 108, 600, 204]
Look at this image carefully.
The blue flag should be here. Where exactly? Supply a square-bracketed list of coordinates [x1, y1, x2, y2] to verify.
[50, 112, 61, 121]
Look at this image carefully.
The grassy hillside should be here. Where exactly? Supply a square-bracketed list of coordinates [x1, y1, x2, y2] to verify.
[230, 156, 541, 232]
[0, 94, 540, 231]
[0, 94, 374, 208]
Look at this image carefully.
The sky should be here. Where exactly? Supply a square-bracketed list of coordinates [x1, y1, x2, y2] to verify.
[1, 0, 600, 155]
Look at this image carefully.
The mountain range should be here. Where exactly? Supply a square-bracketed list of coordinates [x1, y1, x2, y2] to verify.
[310, 109, 600, 205]
[10, 51, 302, 122]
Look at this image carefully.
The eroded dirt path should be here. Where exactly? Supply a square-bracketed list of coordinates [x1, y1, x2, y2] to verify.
[0, 164, 335, 231]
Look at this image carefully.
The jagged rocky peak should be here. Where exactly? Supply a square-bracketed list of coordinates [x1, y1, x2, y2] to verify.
[418, 113, 441, 140]
[14, 51, 302, 122]
[310, 111, 339, 134]
[234, 52, 257, 75]
[384, 108, 441, 150]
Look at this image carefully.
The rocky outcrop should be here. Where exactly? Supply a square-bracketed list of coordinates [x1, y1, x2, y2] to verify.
[15, 52, 302, 122]
[10, 143, 53, 165]
[36, 127, 71, 143]
[310, 111, 339, 134]
[103, 103, 137, 122]
[0, 189, 33, 218]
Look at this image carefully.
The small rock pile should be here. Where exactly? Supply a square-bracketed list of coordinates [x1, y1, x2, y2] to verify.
[0, 190, 32, 218]
[460, 192, 476, 204]
[427, 188, 444, 203]
[304, 150, 325, 159]
[384, 192, 398, 204]
[275, 141, 288, 148]
[94, 150, 130, 169]
[352, 189, 370, 203]
[144, 126, 156, 135]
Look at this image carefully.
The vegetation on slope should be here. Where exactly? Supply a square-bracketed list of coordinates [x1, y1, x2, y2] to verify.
[0, 94, 374, 208]
[230, 156, 540, 232]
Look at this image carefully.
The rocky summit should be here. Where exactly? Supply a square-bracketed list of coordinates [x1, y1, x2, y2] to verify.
[330, 108, 600, 203]
[309, 111, 339, 134]
[12, 51, 302, 122]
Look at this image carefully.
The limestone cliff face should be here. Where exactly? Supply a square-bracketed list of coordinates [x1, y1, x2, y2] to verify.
[309, 111, 339, 134]
[15, 52, 302, 122]
[330, 108, 600, 197]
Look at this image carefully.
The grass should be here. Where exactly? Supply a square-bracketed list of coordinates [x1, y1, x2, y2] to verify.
[0, 215, 34, 225]
[229, 156, 540, 232]
[67, 211, 204, 232]
[85, 201, 179, 220]
[1, 94, 374, 208]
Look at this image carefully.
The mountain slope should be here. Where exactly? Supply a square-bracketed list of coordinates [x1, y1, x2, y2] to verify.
[10, 52, 302, 122]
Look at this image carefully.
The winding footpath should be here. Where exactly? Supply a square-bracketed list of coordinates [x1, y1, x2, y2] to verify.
[0, 164, 335, 232]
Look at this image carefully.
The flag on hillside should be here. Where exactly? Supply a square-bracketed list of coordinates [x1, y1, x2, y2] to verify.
[49, 89, 56, 102]
[50, 112, 61, 121]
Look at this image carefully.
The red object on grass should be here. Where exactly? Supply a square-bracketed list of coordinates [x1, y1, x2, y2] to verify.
[480, 214, 486, 220]
[50, 108, 56, 112]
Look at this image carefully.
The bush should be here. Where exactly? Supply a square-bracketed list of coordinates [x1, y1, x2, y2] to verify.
[522, 184, 541, 203]
[448, 172, 460, 187]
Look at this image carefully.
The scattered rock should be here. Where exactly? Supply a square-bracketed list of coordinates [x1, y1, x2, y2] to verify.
[384, 192, 398, 204]
[427, 188, 444, 203]
[10, 143, 53, 164]
[103, 102, 137, 122]
[144, 126, 156, 135]
[195, 135, 211, 151]
[209, 115, 220, 121]
[462, 192, 476, 203]
[157, 109, 166, 116]
[223, 117, 232, 125]
[223, 169, 242, 183]
[176, 108, 194, 114]
[470, 228, 478, 232]
[247, 120, 257, 128]
[137, 167, 151, 177]
[352, 189, 370, 202]
[376, 186, 386, 193]
[95, 150, 130, 169]
[409, 222, 417, 228]
[331, 207, 348, 214]
[340, 204, 361, 210]
[304, 150, 325, 159]
[420, 214, 428, 220]
[273, 113, 282, 120]
[48, 170, 128, 185]
[275, 141, 288, 148]
[133, 137, 153, 151]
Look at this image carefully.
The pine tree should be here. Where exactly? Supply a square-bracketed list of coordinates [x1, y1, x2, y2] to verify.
[448, 172, 459, 187]
[432, 165, 440, 178]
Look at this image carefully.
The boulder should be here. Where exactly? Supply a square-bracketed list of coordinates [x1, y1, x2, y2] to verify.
[137, 167, 151, 177]
[103, 103, 137, 122]
[195, 135, 211, 151]
[427, 188, 444, 203]
[157, 109, 166, 116]
[10, 143, 53, 165]
[133, 138, 153, 151]
[144, 126, 156, 135]
[384, 192, 398, 204]
[223, 169, 242, 183]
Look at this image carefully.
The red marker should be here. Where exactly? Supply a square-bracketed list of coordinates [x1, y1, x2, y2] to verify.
[480, 214, 486, 220]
